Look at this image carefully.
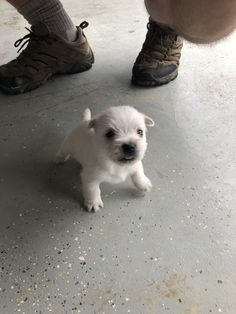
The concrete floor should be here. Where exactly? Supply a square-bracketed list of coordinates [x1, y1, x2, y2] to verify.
[0, 1, 236, 313]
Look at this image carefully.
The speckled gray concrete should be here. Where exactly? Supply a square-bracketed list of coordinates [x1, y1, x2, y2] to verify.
[0, 1, 236, 314]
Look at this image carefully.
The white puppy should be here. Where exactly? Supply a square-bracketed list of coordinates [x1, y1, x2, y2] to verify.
[55, 106, 154, 212]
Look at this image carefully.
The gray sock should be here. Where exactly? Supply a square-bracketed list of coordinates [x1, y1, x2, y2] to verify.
[18, 0, 77, 41]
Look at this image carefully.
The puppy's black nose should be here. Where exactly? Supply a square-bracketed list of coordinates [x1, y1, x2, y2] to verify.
[122, 143, 136, 155]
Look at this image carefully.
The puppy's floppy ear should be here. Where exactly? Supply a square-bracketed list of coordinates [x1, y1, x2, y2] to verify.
[88, 119, 96, 129]
[144, 115, 155, 127]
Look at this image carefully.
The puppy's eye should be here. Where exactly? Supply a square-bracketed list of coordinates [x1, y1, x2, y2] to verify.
[137, 129, 143, 137]
[105, 129, 115, 139]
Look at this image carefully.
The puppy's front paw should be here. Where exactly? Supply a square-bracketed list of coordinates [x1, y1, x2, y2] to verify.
[136, 177, 152, 192]
[84, 198, 104, 212]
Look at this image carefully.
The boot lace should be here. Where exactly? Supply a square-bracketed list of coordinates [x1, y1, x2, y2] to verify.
[14, 27, 57, 54]
[14, 20, 89, 54]
[14, 28, 33, 53]
[145, 22, 179, 60]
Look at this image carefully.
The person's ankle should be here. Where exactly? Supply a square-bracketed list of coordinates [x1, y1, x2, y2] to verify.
[65, 27, 77, 41]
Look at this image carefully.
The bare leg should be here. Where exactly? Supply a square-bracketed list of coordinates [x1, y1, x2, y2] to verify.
[145, 0, 236, 43]
[134, 0, 236, 87]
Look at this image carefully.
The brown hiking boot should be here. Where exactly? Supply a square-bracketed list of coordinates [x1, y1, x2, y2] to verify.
[132, 20, 183, 86]
[0, 21, 94, 95]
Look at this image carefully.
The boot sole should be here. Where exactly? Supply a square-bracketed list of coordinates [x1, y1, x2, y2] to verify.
[0, 50, 95, 95]
[132, 69, 178, 87]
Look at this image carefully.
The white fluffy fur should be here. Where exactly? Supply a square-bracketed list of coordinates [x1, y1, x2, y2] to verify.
[55, 106, 154, 212]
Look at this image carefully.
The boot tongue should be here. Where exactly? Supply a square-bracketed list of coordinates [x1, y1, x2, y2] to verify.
[31, 22, 50, 37]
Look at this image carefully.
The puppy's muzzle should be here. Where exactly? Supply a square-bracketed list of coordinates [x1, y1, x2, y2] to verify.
[122, 143, 136, 155]
[119, 143, 137, 162]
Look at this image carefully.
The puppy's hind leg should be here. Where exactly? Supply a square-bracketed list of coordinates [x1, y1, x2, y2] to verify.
[54, 139, 71, 164]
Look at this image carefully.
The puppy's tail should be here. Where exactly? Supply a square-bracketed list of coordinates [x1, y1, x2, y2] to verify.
[83, 108, 91, 122]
